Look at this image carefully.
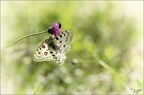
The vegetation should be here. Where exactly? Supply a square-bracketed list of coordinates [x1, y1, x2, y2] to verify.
[1, 1, 143, 94]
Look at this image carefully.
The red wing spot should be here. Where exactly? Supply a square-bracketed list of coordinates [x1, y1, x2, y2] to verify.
[44, 52, 48, 55]
[42, 45, 46, 48]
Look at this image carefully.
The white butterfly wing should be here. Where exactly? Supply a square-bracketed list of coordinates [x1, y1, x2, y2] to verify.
[49, 50, 66, 65]
[61, 30, 73, 54]
[33, 39, 53, 62]
[52, 30, 73, 53]
[47, 30, 73, 65]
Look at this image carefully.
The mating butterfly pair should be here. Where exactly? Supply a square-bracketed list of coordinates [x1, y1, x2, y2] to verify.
[33, 22, 73, 65]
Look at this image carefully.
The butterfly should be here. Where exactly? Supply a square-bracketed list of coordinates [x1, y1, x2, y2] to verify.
[33, 30, 73, 65]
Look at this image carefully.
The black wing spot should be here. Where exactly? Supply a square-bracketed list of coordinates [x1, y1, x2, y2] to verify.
[60, 41, 62, 43]
[56, 37, 59, 40]
[60, 35, 62, 37]
[66, 38, 68, 41]
[67, 32, 70, 36]
[63, 45, 66, 47]
[63, 33, 66, 36]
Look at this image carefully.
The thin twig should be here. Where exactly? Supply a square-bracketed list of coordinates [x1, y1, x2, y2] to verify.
[4, 30, 47, 47]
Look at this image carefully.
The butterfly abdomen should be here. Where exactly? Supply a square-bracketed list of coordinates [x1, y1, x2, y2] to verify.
[48, 41, 60, 51]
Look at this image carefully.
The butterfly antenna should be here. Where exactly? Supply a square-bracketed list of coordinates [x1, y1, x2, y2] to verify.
[4, 30, 47, 47]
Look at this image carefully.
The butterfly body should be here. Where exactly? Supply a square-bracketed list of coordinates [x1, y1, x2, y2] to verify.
[33, 30, 73, 65]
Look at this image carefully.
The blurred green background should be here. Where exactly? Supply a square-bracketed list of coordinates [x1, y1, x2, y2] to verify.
[1, 1, 143, 94]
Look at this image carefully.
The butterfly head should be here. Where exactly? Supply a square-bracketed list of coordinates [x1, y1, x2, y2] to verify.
[48, 22, 62, 36]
